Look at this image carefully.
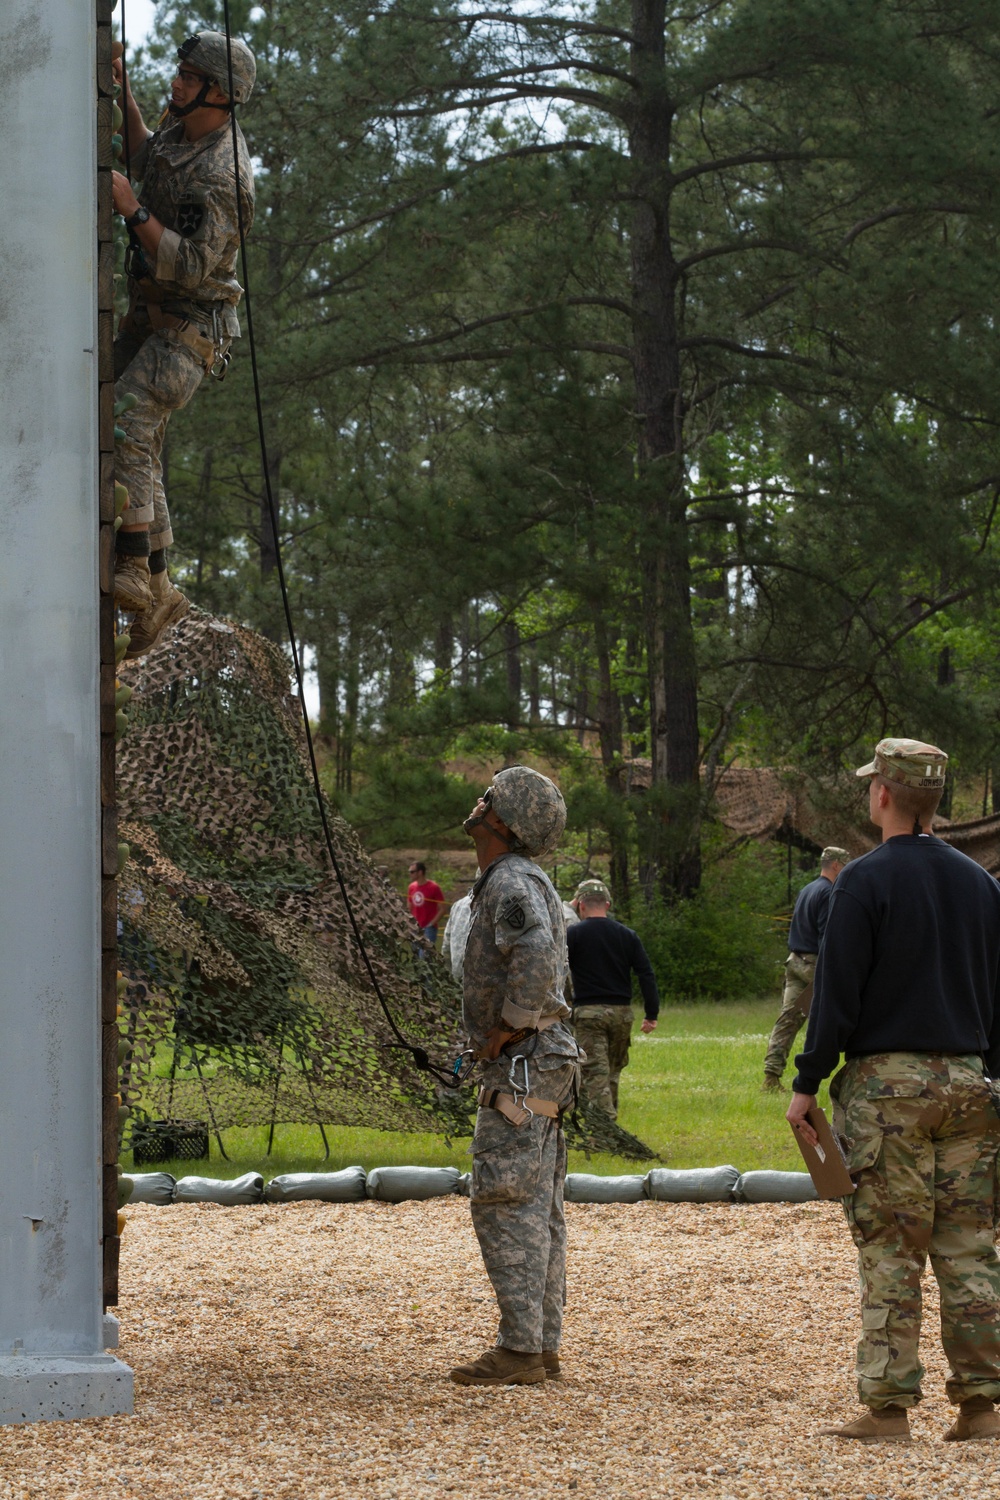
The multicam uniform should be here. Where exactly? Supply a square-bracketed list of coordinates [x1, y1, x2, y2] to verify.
[464, 854, 581, 1354]
[795, 831, 1000, 1411]
[764, 873, 834, 1080]
[116, 120, 255, 550]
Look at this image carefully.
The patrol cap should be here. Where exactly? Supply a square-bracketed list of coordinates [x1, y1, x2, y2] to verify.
[855, 737, 948, 789]
[820, 846, 849, 864]
[575, 878, 611, 903]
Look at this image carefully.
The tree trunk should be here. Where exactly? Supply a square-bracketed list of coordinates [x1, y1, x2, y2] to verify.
[338, 622, 360, 794]
[629, 0, 701, 899]
[260, 445, 281, 581]
[194, 445, 213, 597]
[435, 616, 454, 683]
[528, 652, 541, 724]
[317, 624, 341, 741]
[593, 608, 630, 910]
[505, 617, 521, 727]
[459, 601, 471, 689]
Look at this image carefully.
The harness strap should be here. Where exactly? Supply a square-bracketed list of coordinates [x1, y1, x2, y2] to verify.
[145, 302, 219, 368]
[478, 1087, 560, 1126]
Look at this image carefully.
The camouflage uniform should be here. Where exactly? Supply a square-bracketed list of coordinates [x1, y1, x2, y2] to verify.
[763, 950, 815, 1079]
[793, 741, 1000, 1431]
[116, 120, 255, 549]
[572, 1004, 633, 1116]
[464, 854, 581, 1353]
[832, 1052, 1000, 1409]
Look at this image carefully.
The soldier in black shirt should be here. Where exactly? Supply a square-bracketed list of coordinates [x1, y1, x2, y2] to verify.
[788, 738, 1000, 1444]
[568, 880, 659, 1119]
[762, 845, 848, 1089]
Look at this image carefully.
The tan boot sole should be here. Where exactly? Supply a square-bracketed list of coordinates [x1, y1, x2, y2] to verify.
[124, 592, 190, 659]
[449, 1367, 546, 1387]
[821, 1426, 911, 1443]
[114, 578, 153, 612]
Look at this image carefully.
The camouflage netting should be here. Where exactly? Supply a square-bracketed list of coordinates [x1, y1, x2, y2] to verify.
[627, 759, 1000, 873]
[117, 610, 655, 1160]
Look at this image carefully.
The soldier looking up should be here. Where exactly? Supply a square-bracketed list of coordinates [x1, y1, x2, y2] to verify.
[788, 738, 1000, 1444]
[111, 32, 256, 657]
[450, 767, 582, 1388]
[568, 878, 659, 1120]
[762, 845, 848, 1090]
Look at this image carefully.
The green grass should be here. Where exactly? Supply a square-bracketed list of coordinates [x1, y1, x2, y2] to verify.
[122, 997, 826, 1179]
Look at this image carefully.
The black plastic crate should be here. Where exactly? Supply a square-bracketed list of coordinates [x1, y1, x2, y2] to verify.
[131, 1119, 210, 1166]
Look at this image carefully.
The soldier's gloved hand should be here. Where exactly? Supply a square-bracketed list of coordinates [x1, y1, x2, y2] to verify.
[641, 1019, 657, 1034]
[483, 1026, 518, 1061]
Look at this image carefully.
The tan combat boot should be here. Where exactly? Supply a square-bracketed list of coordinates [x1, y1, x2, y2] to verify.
[762, 1072, 783, 1092]
[820, 1405, 911, 1443]
[114, 554, 153, 612]
[124, 572, 190, 659]
[944, 1396, 1000, 1441]
[542, 1350, 562, 1379]
[449, 1347, 546, 1387]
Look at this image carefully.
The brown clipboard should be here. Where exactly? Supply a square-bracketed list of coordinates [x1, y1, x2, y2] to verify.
[791, 1103, 856, 1198]
[794, 978, 814, 1018]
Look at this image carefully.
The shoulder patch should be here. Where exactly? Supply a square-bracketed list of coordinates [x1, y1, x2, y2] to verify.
[497, 893, 527, 931]
[176, 200, 206, 237]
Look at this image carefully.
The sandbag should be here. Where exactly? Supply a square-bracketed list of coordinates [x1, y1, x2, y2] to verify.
[264, 1168, 367, 1204]
[734, 1170, 819, 1204]
[126, 1172, 175, 1205]
[173, 1172, 264, 1205]
[644, 1166, 740, 1203]
[456, 1173, 472, 1198]
[564, 1173, 646, 1204]
[365, 1166, 461, 1202]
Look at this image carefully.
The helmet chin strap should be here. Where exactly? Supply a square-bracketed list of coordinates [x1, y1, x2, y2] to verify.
[462, 804, 518, 847]
[168, 79, 232, 118]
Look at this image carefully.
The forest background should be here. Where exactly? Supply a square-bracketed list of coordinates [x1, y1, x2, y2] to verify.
[126, 0, 1000, 1001]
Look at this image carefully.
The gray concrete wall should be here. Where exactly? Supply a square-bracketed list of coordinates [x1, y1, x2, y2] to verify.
[0, 0, 132, 1420]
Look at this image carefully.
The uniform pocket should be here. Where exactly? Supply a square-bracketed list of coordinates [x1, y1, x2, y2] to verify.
[471, 1118, 543, 1205]
[148, 334, 206, 410]
[842, 1096, 885, 1177]
[858, 1305, 890, 1379]
[864, 1077, 929, 1100]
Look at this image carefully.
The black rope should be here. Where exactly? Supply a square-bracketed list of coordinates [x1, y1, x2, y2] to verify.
[219, 3, 461, 1090]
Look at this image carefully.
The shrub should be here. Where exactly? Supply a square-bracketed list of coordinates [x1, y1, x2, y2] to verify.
[631, 840, 795, 1002]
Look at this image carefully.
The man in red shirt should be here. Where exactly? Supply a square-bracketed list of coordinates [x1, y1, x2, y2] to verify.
[407, 862, 445, 947]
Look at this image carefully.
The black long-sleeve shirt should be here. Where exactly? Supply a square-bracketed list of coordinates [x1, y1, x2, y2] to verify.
[793, 835, 1000, 1096]
[787, 874, 834, 953]
[567, 916, 660, 1020]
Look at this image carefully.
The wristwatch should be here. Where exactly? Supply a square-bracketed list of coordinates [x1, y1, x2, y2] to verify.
[124, 205, 150, 229]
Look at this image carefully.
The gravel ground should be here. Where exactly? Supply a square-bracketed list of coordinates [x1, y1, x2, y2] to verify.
[1, 1197, 998, 1499]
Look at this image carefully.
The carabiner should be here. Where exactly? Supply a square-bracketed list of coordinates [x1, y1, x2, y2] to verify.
[452, 1047, 475, 1084]
[508, 1052, 531, 1104]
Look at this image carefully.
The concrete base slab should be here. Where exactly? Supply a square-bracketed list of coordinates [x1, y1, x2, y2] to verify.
[0, 1355, 133, 1425]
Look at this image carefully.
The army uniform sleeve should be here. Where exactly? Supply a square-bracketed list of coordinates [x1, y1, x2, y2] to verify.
[491, 879, 558, 1032]
[131, 134, 152, 180]
[155, 166, 253, 294]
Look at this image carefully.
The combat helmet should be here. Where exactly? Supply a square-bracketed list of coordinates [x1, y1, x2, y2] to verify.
[489, 766, 566, 859]
[176, 31, 256, 106]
